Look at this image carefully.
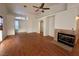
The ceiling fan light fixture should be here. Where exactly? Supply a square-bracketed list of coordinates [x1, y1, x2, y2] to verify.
[24, 5, 27, 8]
[42, 10, 44, 13]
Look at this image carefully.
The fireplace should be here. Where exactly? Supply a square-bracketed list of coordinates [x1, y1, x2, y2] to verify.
[57, 32, 75, 47]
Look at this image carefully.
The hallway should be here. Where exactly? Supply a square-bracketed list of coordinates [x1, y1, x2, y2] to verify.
[0, 33, 70, 56]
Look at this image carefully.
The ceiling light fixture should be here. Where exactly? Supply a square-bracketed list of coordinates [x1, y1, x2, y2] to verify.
[24, 5, 27, 8]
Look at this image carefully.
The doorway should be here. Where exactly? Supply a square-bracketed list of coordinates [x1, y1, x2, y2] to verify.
[14, 19, 19, 34]
[40, 20, 43, 35]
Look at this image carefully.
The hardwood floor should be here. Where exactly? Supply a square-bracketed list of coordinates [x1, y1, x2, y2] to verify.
[0, 33, 70, 56]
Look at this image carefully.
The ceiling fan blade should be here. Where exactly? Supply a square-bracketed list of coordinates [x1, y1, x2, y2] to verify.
[40, 3, 44, 8]
[42, 8, 50, 10]
[33, 6, 39, 8]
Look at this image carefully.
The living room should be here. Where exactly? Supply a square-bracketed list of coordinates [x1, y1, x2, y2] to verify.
[0, 3, 79, 56]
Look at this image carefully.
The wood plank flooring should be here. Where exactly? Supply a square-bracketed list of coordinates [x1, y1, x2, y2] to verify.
[0, 33, 70, 56]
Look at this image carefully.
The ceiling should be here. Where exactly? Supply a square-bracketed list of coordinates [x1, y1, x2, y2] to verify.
[5, 3, 67, 16]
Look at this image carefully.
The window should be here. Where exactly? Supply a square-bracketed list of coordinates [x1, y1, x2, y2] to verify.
[15, 20, 19, 31]
[0, 16, 3, 30]
[15, 16, 28, 20]
[15, 16, 26, 20]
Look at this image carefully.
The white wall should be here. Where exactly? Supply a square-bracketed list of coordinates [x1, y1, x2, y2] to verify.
[31, 15, 38, 33]
[3, 16, 7, 39]
[47, 16, 55, 37]
[6, 14, 15, 35]
[18, 20, 28, 33]
[67, 3, 79, 10]
[26, 14, 33, 33]
[43, 18, 49, 36]
[0, 4, 8, 39]
[0, 4, 7, 14]
[55, 9, 77, 30]
[32, 18, 39, 33]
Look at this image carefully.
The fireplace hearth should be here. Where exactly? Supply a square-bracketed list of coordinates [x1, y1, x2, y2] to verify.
[57, 32, 75, 47]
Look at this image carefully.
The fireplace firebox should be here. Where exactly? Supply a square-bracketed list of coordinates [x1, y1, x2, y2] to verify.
[57, 32, 75, 47]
